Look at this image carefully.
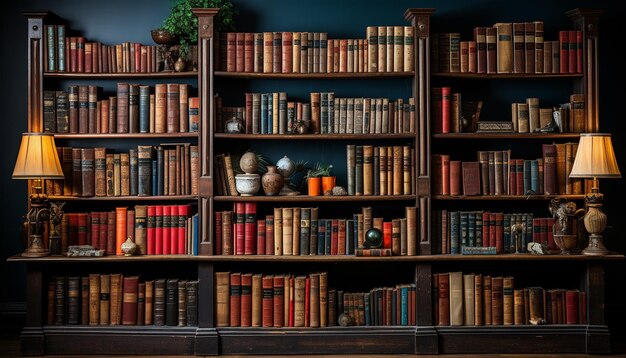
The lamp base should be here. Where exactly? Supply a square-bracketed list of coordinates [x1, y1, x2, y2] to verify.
[21, 234, 49, 258]
[582, 234, 609, 256]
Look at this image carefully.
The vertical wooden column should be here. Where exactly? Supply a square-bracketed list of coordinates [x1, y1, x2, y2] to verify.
[584, 262, 610, 353]
[193, 8, 219, 256]
[24, 11, 48, 133]
[21, 266, 44, 355]
[405, 9, 435, 256]
[567, 9, 602, 133]
[195, 262, 218, 355]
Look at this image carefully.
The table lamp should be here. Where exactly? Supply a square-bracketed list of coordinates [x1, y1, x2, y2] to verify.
[569, 133, 621, 255]
[12, 133, 64, 257]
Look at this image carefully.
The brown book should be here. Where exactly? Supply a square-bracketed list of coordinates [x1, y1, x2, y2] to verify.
[405, 206, 417, 256]
[134, 205, 147, 254]
[154, 279, 166, 326]
[319, 272, 328, 327]
[449, 271, 463, 325]
[80, 148, 95, 197]
[99, 274, 111, 325]
[88, 274, 100, 325]
[240, 273, 252, 327]
[179, 84, 189, 132]
[527, 97, 540, 133]
[392, 146, 403, 195]
[109, 273, 123, 325]
[78, 85, 89, 133]
[273, 275, 285, 327]
[450, 160, 462, 196]
[272, 32, 282, 73]
[145, 280, 154, 325]
[542, 144, 557, 195]
[462, 161, 481, 196]
[483, 275, 492, 325]
[122, 276, 139, 325]
[223, 154, 238, 196]
[517, 103, 529, 133]
[512, 23, 525, 73]
[116, 83, 129, 133]
[282, 208, 293, 255]
[503, 276, 514, 325]
[570, 94, 586, 133]
[120, 153, 130, 196]
[251, 274, 263, 327]
[491, 277, 503, 325]
[177, 280, 187, 326]
[463, 273, 475, 325]
[514, 289, 525, 325]
[137, 282, 145, 325]
[555, 143, 567, 194]
[367, 26, 378, 72]
[47, 280, 54, 325]
[294, 276, 306, 327]
[88, 85, 98, 133]
[363, 145, 374, 195]
[128, 84, 139, 133]
[403, 26, 414, 72]
[534, 21, 544, 73]
[281, 32, 293, 74]
[438, 273, 450, 325]
[262, 32, 273, 73]
[309, 273, 320, 327]
[94, 147, 106, 197]
[166, 84, 180, 133]
[72, 148, 82, 196]
[524, 22, 536, 73]
[485, 27, 497, 74]
[154, 83, 167, 133]
[262, 275, 274, 327]
[81, 276, 89, 325]
[529, 287, 544, 324]
[215, 272, 230, 327]
[474, 274, 483, 325]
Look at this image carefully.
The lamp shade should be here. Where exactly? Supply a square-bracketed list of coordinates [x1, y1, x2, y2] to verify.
[12, 132, 64, 179]
[570, 133, 621, 179]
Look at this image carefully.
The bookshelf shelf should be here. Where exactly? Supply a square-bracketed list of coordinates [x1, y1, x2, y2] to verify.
[432, 72, 583, 79]
[43, 71, 198, 79]
[214, 133, 416, 140]
[54, 133, 198, 139]
[432, 194, 586, 200]
[48, 195, 198, 201]
[214, 195, 416, 202]
[213, 71, 415, 79]
[432, 133, 581, 140]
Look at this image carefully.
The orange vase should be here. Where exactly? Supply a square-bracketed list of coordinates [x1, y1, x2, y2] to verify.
[321, 176, 336, 194]
[308, 177, 322, 196]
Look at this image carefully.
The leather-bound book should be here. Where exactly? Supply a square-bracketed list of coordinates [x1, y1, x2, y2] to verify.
[503, 276, 514, 325]
[129, 149, 138, 196]
[120, 153, 130, 196]
[528, 287, 544, 324]
[542, 144, 557, 195]
[109, 274, 123, 325]
[153, 279, 166, 326]
[565, 290, 579, 324]
[309, 273, 320, 327]
[555, 143, 566, 194]
[273, 275, 285, 327]
[438, 273, 450, 325]
[105, 153, 114, 196]
[462, 162, 481, 196]
[88, 274, 100, 325]
[71, 148, 82, 196]
[77, 85, 89, 133]
[491, 277, 503, 325]
[215, 272, 230, 327]
[135, 282, 145, 325]
[134, 205, 147, 254]
[483, 275, 492, 325]
[79, 276, 89, 325]
[570, 94, 585, 133]
[261, 275, 273, 327]
[474, 274, 483, 325]
[272, 32, 282, 73]
[450, 160, 461, 196]
[294, 276, 306, 327]
[165, 279, 178, 326]
[99, 274, 110, 325]
[403, 26, 414, 72]
[116, 83, 129, 133]
[281, 32, 293, 74]
[178, 84, 189, 132]
[68, 86, 79, 133]
[473, 27, 487, 74]
[166, 84, 180, 133]
[367, 27, 378, 72]
[121, 276, 139, 325]
[144, 280, 154, 325]
[512, 23, 525, 73]
[115, 207, 127, 255]
[462, 274, 475, 325]
[137, 145, 152, 196]
[493, 23, 513, 73]
[235, 33, 244, 72]
[80, 148, 95, 196]
[485, 27, 497, 74]
[251, 274, 262, 327]
[154, 83, 167, 133]
[66, 277, 80, 325]
[244, 202, 257, 255]
[176, 280, 187, 326]
[229, 273, 241, 326]
[262, 32, 273, 73]
[449, 272, 463, 326]
[186, 280, 198, 326]
[94, 148, 106, 196]
[240, 273, 252, 327]
[514, 289, 524, 325]
[318, 272, 328, 327]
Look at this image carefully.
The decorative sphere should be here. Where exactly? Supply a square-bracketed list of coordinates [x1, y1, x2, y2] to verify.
[276, 156, 295, 178]
[364, 228, 383, 248]
[239, 151, 259, 174]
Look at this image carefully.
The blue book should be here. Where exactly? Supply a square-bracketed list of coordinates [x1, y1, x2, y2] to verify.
[364, 292, 371, 326]
[317, 219, 326, 255]
[46, 25, 55, 71]
[310, 211, 318, 255]
[151, 159, 158, 196]
[328, 93, 335, 133]
[401, 286, 408, 326]
[450, 211, 460, 254]
[260, 93, 268, 134]
[475, 211, 483, 247]
[156, 146, 164, 196]
[530, 160, 539, 194]
[468, 211, 475, 247]
[523, 160, 532, 195]
[267, 93, 273, 133]
[525, 213, 533, 252]
[192, 213, 199, 255]
[139, 85, 150, 133]
[325, 220, 332, 255]
[57, 25, 66, 72]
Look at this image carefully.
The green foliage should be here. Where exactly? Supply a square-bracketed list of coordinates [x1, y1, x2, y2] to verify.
[305, 162, 333, 179]
[162, 0, 236, 57]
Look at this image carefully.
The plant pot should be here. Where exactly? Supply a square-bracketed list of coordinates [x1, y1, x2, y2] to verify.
[151, 29, 178, 45]
[235, 174, 260, 196]
[307, 177, 322, 196]
[261, 166, 284, 196]
[322, 176, 336, 195]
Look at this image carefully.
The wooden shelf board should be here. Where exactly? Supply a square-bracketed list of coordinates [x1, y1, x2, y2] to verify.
[10, 253, 622, 263]
[47, 195, 198, 201]
[432, 72, 583, 79]
[432, 194, 586, 201]
[214, 133, 416, 140]
[43, 71, 197, 79]
[214, 195, 417, 202]
[433, 133, 582, 139]
[54, 133, 198, 139]
[214, 71, 414, 79]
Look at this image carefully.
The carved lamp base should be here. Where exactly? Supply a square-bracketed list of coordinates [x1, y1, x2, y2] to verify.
[582, 234, 609, 255]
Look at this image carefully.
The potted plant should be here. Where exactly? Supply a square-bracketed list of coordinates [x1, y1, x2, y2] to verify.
[305, 163, 333, 196]
[319, 164, 335, 195]
[161, 0, 236, 67]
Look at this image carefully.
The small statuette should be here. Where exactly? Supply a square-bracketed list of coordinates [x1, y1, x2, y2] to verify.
[527, 242, 549, 255]
[225, 116, 243, 133]
[331, 186, 347, 196]
[338, 313, 354, 327]
[121, 237, 138, 256]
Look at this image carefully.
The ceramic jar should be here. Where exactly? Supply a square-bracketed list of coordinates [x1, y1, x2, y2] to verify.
[261, 166, 284, 196]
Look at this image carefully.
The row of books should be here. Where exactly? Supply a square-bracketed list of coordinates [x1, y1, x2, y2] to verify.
[214, 204, 418, 256]
[433, 272, 587, 326]
[511, 94, 585, 133]
[432, 145, 584, 197]
[44, 145, 199, 197]
[43, 83, 199, 134]
[432, 23, 582, 74]
[346, 145, 414, 196]
[44, 24, 166, 73]
[56, 205, 197, 256]
[217, 26, 414, 74]
[216, 272, 416, 327]
[47, 275, 198, 327]
[431, 210, 557, 255]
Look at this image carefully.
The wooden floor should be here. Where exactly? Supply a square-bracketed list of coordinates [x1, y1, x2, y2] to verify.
[2, 339, 625, 358]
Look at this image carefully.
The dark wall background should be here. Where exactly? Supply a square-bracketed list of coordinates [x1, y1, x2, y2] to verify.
[1, 0, 625, 348]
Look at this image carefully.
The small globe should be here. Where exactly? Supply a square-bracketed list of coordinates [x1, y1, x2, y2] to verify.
[276, 156, 295, 178]
[364, 228, 383, 248]
[239, 151, 259, 174]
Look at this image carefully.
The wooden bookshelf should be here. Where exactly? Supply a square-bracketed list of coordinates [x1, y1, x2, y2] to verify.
[53, 133, 198, 139]
[214, 71, 415, 79]
[47, 195, 198, 201]
[432, 72, 583, 79]
[43, 71, 197, 78]
[214, 133, 415, 140]
[432, 194, 586, 200]
[214, 195, 416, 202]
[433, 133, 582, 139]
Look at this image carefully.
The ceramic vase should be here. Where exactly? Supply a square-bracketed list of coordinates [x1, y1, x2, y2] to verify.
[261, 166, 284, 196]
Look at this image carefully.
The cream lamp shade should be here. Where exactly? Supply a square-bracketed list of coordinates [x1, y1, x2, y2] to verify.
[12, 132, 64, 179]
[569, 133, 621, 179]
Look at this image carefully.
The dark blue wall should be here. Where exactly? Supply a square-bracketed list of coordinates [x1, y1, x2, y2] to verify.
[2, 0, 625, 347]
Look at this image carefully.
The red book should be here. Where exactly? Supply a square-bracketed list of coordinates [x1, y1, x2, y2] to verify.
[244, 202, 257, 255]
[240, 273, 252, 327]
[289, 276, 295, 327]
[568, 31, 576, 74]
[576, 31, 583, 73]
[107, 211, 115, 255]
[495, 213, 504, 254]
[486, 27, 497, 74]
[115, 207, 127, 255]
[178, 205, 189, 254]
[441, 154, 450, 195]
[565, 290, 579, 324]
[489, 212, 497, 248]
[262, 275, 273, 327]
[515, 159, 524, 195]
[450, 160, 461, 196]
[155, 205, 164, 255]
[304, 276, 310, 327]
[244, 93, 253, 134]
[77, 213, 88, 246]
[97, 212, 107, 251]
[170, 205, 178, 254]
[282, 32, 293, 74]
[265, 215, 274, 256]
[226, 32, 236, 72]
[147, 205, 156, 255]
[77, 37, 85, 72]
[230, 273, 241, 326]
[482, 211, 490, 247]
[579, 291, 587, 324]
[236, 33, 245, 72]
[134, 43, 141, 73]
[273, 276, 284, 327]
[383, 222, 392, 249]
[559, 31, 568, 73]
[441, 87, 451, 134]
[162, 205, 171, 255]
[90, 211, 100, 249]
[330, 219, 339, 255]
[540, 218, 548, 244]
[256, 219, 266, 255]
[235, 202, 245, 255]
[474, 27, 487, 74]
[126, 209, 135, 243]
[337, 219, 346, 255]
[244, 33, 254, 72]
[68, 213, 79, 246]
[121, 276, 139, 325]
[84, 43, 92, 73]
[547, 218, 556, 251]
[69, 37, 77, 72]
[215, 211, 223, 255]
